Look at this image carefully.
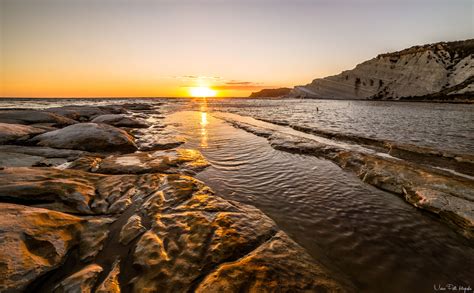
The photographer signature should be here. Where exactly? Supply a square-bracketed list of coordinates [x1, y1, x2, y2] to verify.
[434, 284, 472, 293]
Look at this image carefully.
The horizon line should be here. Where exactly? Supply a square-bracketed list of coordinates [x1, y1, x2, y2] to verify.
[0, 96, 255, 99]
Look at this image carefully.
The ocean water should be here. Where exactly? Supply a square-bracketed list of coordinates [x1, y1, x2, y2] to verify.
[188, 98, 474, 154]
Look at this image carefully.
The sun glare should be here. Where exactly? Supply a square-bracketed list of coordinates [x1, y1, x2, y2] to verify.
[189, 86, 216, 98]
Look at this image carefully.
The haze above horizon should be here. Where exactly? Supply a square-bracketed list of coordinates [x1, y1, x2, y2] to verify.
[1, 0, 472, 98]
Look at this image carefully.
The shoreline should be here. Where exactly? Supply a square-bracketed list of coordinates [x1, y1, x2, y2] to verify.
[1, 96, 473, 104]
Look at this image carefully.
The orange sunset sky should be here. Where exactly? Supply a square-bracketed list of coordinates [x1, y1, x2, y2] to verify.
[0, 0, 472, 98]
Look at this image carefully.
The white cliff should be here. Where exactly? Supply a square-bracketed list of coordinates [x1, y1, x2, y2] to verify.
[289, 39, 473, 100]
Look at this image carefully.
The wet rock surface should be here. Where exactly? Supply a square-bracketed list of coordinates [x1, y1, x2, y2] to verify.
[94, 149, 209, 175]
[0, 103, 354, 292]
[133, 127, 186, 151]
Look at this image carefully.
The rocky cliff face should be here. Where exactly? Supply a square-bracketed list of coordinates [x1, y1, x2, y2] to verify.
[289, 39, 474, 101]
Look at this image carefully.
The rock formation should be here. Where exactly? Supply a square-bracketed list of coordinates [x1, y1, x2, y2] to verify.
[249, 87, 292, 98]
[0, 123, 47, 144]
[31, 123, 138, 153]
[0, 110, 77, 126]
[46, 105, 125, 121]
[289, 39, 473, 101]
[91, 114, 150, 129]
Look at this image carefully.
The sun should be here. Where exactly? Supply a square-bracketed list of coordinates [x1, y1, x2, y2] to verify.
[189, 86, 217, 98]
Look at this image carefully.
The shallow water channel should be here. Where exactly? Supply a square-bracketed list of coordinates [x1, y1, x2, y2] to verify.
[166, 109, 474, 293]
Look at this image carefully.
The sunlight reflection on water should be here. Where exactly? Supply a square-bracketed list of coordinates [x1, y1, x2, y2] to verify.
[200, 101, 209, 148]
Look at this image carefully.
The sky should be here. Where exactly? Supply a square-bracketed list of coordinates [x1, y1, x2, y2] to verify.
[0, 0, 472, 98]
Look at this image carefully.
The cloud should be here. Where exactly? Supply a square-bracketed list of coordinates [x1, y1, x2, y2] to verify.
[212, 80, 269, 90]
[225, 80, 255, 85]
[213, 84, 269, 91]
[177, 76, 273, 91]
[173, 75, 222, 81]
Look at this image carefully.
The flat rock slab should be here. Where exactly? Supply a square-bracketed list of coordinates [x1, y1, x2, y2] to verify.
[0, 145, 96, 160]
[122, 103, 156, 111]
[46, 105, 125, 121]
[136, 134, 185, 151]
[0, 167, 163, 215]
[0, 152, 67, 168]
[94, 149, 209, 175]
[31, 122, 138, 153]
[0, 167, 106, 214]
[0, 152, 45, 167]
[91, 114, 150, 128]
[0, 110, 76, 126]
[132, 127, 185, 151]
[0, 123, 47, 144]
